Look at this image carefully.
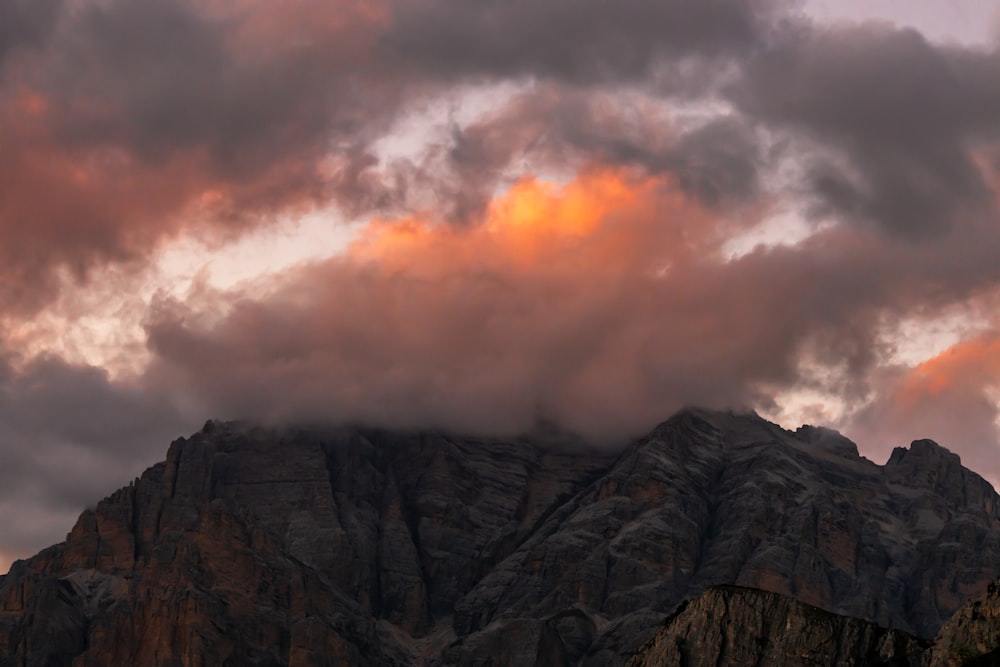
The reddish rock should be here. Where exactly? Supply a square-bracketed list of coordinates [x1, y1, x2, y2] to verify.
[628, 585, 929, 667]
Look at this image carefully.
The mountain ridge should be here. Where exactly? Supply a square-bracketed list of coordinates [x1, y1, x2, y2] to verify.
[629, 584, 932, 666]
[2, 407, 1000, 665]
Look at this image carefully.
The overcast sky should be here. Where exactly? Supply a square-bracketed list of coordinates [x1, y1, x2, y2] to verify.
[2, 0, 1000, 573]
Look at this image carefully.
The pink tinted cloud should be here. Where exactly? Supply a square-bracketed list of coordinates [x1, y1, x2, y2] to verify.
[134, 168, 905, 441]
[139, 149, 1000, 461]
[846, 333, 1000, 479]
[144, 169, 727, 440]
[0, 0, 401, 316]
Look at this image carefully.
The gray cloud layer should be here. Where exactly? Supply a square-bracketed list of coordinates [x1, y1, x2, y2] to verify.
[382, 0, 777, 83]
[0, 350, 193, 562]
[733, 22, 1000, 236]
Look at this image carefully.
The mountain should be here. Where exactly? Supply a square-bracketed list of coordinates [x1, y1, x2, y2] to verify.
[2, 408, 1000, 665]
[930, 579, 1000, 666]
[628, 585, 930, 666]
[628, 579, 1000, 666]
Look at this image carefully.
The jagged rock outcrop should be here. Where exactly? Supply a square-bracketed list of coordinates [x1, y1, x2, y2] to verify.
[929, 579, 1000, 666]
[1, 408, 999, 666]
[446, 410, 1000, 664]
[629, 579, 1000, 667]
[628, 585, 930, 667]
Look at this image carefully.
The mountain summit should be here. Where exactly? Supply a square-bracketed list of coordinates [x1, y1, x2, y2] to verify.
[2, 409, 999, 665]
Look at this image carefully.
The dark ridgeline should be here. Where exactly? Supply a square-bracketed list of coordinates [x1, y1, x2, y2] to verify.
[631, 580, 1000, 666]
[629, 585, 931, 667]
[2, 408, 1000, 665]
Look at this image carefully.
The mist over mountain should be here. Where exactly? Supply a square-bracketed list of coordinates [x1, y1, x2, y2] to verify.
[2, 408, 999, 665]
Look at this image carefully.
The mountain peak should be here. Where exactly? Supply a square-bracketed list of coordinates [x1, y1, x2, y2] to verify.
[794, 424, 860, 458]
[884, 438, 963, 488]
[3, 411, 1000, 665]
[886, 438, 959, 467]
[885, 438, 1000, 521]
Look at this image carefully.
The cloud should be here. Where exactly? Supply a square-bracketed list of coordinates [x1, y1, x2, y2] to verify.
[0, 0, 791, 315]
[845, 332, 1000, 480]
[0, 0, 403, 314]
[0, 347, 194, 569]
[142, 164, 1000, 448]
[0, 0, 64, 66]
[4, 0, 1000, 565]
[143, 170, 709, 439]
[430, 86, 765, 222]
[4, 0, 998, 315]
[380, 0, 779, 85]
[732, 22, 1000, 236]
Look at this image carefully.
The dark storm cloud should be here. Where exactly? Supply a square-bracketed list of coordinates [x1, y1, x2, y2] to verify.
[658, 117, 764, 207]
[48, 0, 392, 167]
[385, 9, 1000, 238]
[0, 0, 64, 65]
[381, 0, 780, 85]
[0, 0, 402, 314]
[0, 350, 193, 566]
[0, 0, 777, 313]
[731, 22, 1000, 236]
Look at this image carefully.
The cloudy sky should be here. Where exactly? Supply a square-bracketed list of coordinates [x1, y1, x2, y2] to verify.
[2, 0, 1000, 572]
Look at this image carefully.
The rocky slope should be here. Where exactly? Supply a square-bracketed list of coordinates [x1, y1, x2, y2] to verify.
[629, 579, 1000, 666]
[628, 585, 930, 667]
[929, 579, 1000, 666]
[2, 408, 1000, 666]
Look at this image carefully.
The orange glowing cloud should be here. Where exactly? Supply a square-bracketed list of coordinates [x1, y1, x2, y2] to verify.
[145, 166, 786, 441]
[0, 92, 332, 315]
[846, 332, 1000, 478]
[347, 168, 702, 276]
[897, 337, 1000, 406]
[0, 0, 408, 318]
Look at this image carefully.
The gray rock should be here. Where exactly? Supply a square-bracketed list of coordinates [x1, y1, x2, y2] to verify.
[2, 408, 1000, 666]
[930, 579, 1000, 666]
[629, 585, 930, 667]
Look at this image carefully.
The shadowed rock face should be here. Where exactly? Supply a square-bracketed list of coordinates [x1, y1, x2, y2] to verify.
[1, 408, 1000, 666]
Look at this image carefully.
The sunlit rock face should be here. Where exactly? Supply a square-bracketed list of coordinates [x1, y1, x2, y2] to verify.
[629, 580, 1000, 667]
[628, 585, 930, 667]
[2, 408, 999, 666]
[930, 579, 1000, 666]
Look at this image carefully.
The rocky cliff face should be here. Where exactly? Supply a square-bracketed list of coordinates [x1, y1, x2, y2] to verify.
[628, 585, 930, 667]
[629, 579, 1000, 667]
[2, 408, 999, 666]
[930, 579, 1000, 666]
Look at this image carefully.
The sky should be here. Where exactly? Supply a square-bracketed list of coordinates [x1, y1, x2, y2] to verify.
[2, 0, 1000, 573]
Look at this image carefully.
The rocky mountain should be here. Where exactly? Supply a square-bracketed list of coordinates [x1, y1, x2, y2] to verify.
[2, 408, 1000, 666]
[628, 585, 930, 667]
[930, 579, 1000, 666]
[629, 579, 1000, 666]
